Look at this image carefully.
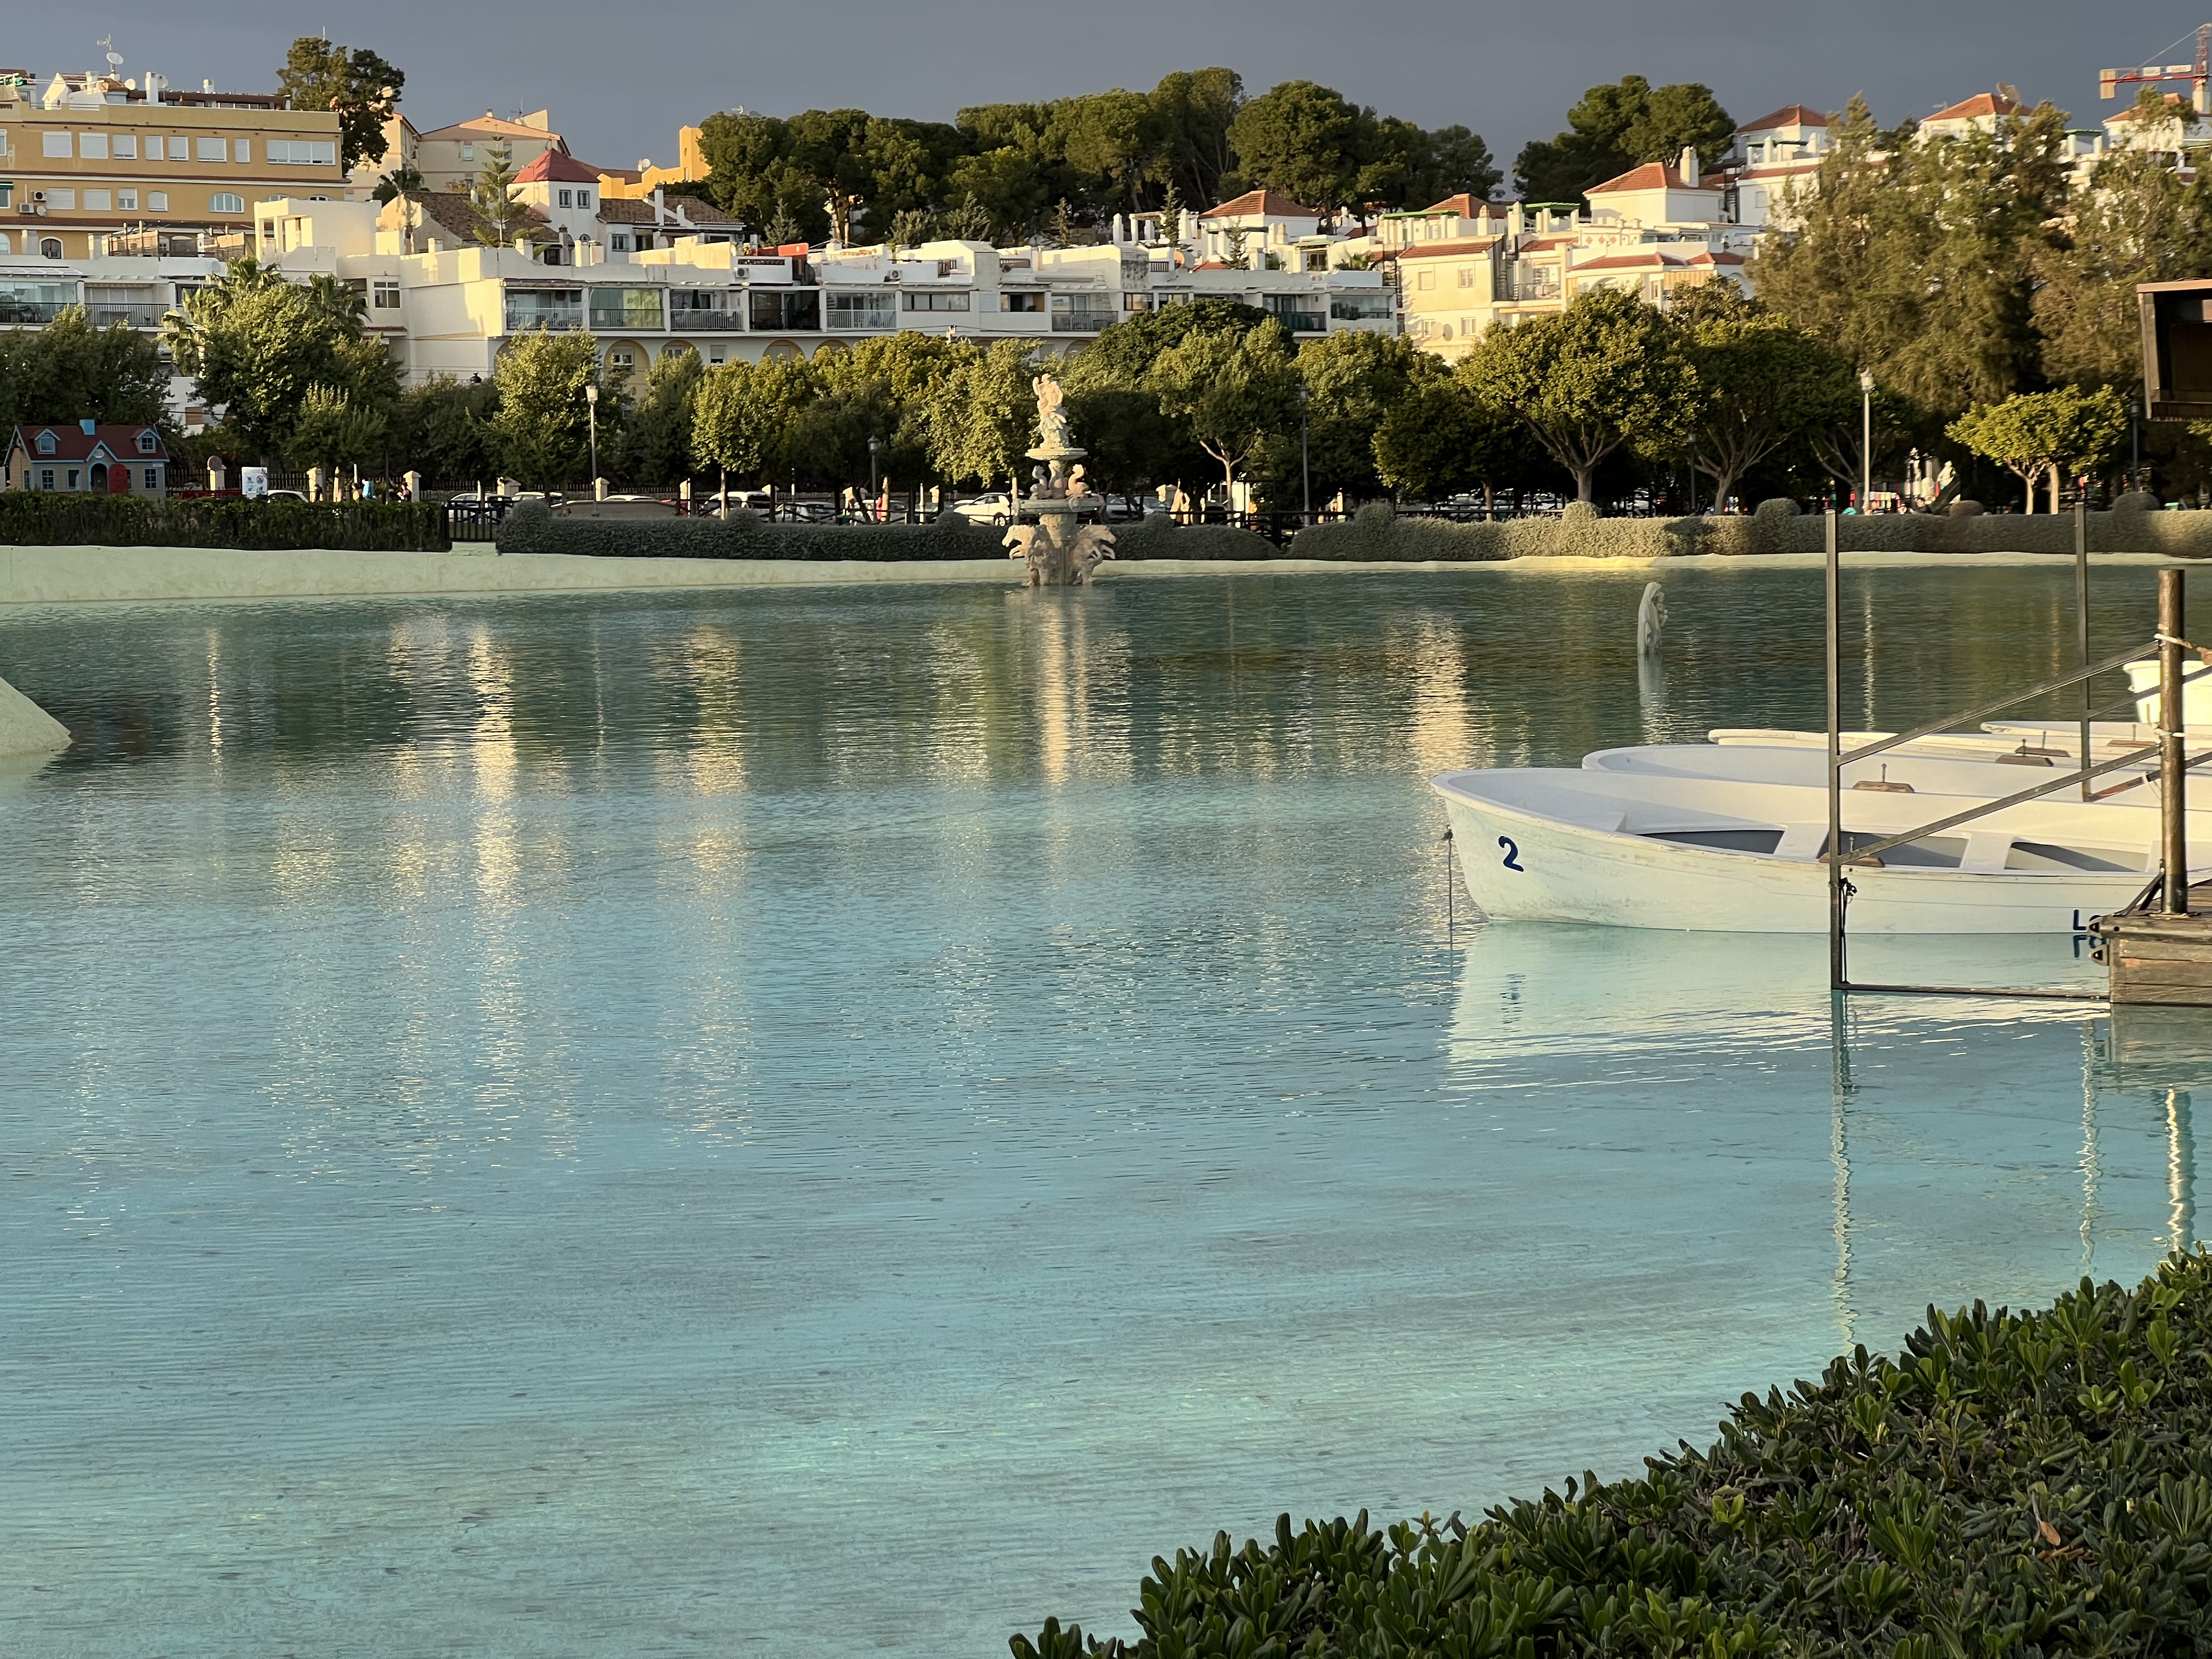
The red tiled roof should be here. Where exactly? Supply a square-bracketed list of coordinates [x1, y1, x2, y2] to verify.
[1415, 193, 1516, 217]
[515, 150, 602, 185]
[10, 424, 168, 462]
[1397, 235, 1503, 259]
[1570, 246, 1747, 273]
[1925, 92, 2022, 123]
[1201, 188, 1322, 219]
[1738, 104, 1829, 133]
[1588, 161, 1720, 195]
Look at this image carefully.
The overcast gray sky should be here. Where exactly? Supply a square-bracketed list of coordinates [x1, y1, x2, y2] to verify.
[25, 1, 2212, 180]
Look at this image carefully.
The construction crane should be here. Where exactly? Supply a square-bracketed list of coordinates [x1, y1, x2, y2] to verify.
[2101, 22, 2212, 114]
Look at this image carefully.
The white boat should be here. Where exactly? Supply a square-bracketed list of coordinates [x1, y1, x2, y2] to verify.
[1585, 740, 2168, 798]
[2127, 660, 2212, 727]
[1432, 765, 2176, 934]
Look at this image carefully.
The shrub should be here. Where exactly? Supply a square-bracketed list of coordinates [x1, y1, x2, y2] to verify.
[1014, 1251, 2212, 1659]
[0, 492, 449, 551]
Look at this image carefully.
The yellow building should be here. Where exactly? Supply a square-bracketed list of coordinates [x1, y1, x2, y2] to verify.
[596, 125, 709, 201]
[0, 71, 342, 260]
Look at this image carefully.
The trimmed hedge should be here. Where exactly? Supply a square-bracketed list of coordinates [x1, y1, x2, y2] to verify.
[1288, 495, 2212, 562]
[492, 500, 1282, 563]
[1015, 1252, 2212, 1658]
[0, 492, 450, 551]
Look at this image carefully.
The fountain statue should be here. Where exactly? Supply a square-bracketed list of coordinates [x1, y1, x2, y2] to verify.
[1004, 372, 1115, 586]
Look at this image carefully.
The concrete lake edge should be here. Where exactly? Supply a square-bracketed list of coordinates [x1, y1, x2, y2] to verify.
[0, 543, 2194, 611]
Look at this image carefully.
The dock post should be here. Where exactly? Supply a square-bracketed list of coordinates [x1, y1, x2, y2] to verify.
[2162, 568, 2188, 915]
[2076, 503, 2091, 798]
[1826, 509, 1845, 988]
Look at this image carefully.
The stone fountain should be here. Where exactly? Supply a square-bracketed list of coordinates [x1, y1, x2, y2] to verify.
[1003, 373, 1115, 586]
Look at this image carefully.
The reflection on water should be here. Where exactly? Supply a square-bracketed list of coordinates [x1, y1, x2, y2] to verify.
[4, 567, 2212, 1658]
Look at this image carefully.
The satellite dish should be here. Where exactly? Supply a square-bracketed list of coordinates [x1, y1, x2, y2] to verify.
[1996, 81, 2022, 105]
[106, 53, 125, 68]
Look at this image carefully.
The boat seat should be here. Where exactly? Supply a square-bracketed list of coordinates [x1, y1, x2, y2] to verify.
[1774, 823, 1826, 861]
[1960, 831, 2014, 873]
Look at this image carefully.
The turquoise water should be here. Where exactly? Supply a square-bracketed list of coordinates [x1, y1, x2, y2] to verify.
[3, 566, 2208, 1657]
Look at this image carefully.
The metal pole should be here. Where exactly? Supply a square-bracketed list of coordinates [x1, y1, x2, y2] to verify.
[1858, 369, 1874, 514]
[2162, 567, 2189, 915]
[1827, 508, 1846, 989]
[2077, 501, 2091, 799]
[1299, 382, 1311, 525]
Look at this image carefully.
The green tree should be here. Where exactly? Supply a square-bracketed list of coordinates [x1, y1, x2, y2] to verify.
[924, 338, 1040, 491]
[286, 383, 389, 483]
[275, 37, 404, 174]
[2033, 91, 2212, 390]
[1227, 81, 1363, 211]
[1289, 329, 1444, 502]
[1753, 95, 2069, 420]
[0, 306, 166, 427]
[1148, 69, 1244, 209]
[488, 327, 602, 489]
[471, 141, 529, 247]
[1147, 318, 1301, 493]
[371, 162, 424, 205]
[1680, 303, 1857, 510]
[1373, 373, 1531, 512]
[163, 259, 397, 461]
[1947, 386, 2132, 511]
[1514, 76, 1733, 206]
[391, 375, 497, 485]
[613, 348, 704, 487]
[692, 354, 817, 486]
[1460, 286, 1702, 506]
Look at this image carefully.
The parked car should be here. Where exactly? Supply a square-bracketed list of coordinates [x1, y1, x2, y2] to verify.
[951, 492, 1014, 526]
[262, 489, 309, 503]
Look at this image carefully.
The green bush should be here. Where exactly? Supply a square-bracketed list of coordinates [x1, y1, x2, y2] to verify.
[0, 492, 449, 551]
[494, 499, 1006, 562]
[1016, 1251, 2212, 1658]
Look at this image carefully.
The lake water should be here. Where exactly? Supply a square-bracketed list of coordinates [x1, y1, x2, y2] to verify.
[4, 563, 2208, 1657]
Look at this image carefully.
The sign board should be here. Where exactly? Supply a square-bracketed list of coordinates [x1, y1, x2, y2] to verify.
[240, 466, 268, 499]
[2142, 279, 2212, 420]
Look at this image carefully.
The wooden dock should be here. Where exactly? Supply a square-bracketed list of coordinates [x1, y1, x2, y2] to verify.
[2091, 887, 2212, 1007]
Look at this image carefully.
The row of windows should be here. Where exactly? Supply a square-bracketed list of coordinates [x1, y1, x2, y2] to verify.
[554, 188, 593, 210]
[30, 430, 160, 455]
[0, 185, 241, 215]
[24, 466, 164, 490]
[32, 131, 334, 166]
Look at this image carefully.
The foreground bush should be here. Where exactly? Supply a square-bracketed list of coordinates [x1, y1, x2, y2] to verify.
[0, 492, 449, 551]
[1017, 1252, 2212, 1658]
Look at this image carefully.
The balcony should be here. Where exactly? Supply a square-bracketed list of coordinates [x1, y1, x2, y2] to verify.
[89, 306, 163, 329]
[1268, 309, 1326, 332]
[0, 301, 66, 324]
[504, 287, 586, 333]
[1048, 309, 1114, 333]
[670, 308, 746, 332]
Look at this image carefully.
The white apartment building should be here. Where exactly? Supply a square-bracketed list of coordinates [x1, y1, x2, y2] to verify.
[242, 195, 1393, 392]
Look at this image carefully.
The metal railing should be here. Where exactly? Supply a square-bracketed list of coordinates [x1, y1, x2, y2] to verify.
[669, 309, 745, 331]
[1266, 309, 1327, 332]
[1822, 504, 2191, 1001]
[1049, 312, 1114, 332]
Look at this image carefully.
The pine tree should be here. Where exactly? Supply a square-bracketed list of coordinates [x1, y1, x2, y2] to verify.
[470, 141, 528, 249]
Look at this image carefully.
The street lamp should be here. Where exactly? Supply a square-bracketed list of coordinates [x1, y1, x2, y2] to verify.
[1857, 369, 1874, 515]
[1297, 379, 1311, 523]
[584, 382, 600, 497]
[867, 435, 883, 520]
[2132, 393, 2143, 494]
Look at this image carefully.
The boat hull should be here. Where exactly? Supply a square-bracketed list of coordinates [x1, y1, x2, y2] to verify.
[1435, 777, 2144, 935]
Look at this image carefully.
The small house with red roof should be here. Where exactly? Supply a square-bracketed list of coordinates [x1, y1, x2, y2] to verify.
[1197, 188, 1326, 267]
[4, 422, 170, 497]
[1919, 91, 2024, 142]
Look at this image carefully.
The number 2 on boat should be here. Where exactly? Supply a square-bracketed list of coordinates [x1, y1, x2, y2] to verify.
[1498, 836, 1523, 871]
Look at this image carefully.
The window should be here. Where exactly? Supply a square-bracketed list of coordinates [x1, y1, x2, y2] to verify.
[0, 235, 10, 255]
[80, 133, 108, 159]
[900, 290, 969, 311]
[460, 144, 475, 161]
[1457, 266, 1477, 287]
[576, 190, 590, 209]
[112, 134, 136, 159]
[748, 289, 819, 331]
[610, 232, 631, 251]
[1122, 292, 1152, 311]
[1, 283, 71, 323]
[0, 183, 10, 207]
[826, 291, 897, 330]
[503, 286, 584, 332]
[235, 140, 251, 163]
[42, 131, 71, 157]
[1415, 269, 1435, 290]
[84, 189, 111, 212]
[196, 137, 225, 162]
[1329, 291, 1394, 320]
[65, 469, 79, 490]
[1000, 291, 1043, 313]
[38, 239, 60, 259]
[372, 279, 400, 309]
[36, 431, 54, 454]
[46, 189, 75, 210]
[112, 188, 136, 210]
[143, 137, 162, 160]
[133, 431, 157, 454]
[143, 467, 160, 489]
[147, 192, 167, 212]
[209, 193, 245, 215]
[38, 469, 53, 489]
[267, 139, 335, 165]
[608, 348, 634, 370]
[557, 189, 572, 208]
[589, 287, 663, 328]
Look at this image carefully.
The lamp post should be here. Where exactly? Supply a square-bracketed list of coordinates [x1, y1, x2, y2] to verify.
[867, 435, 883, 521]
[1297, 379, 1311, 523]
[2132, 393, 2143, 494]
[1858, 369, 1874, 515]
[584, 383, 600, 495]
